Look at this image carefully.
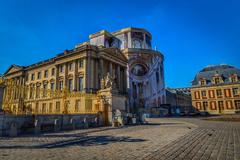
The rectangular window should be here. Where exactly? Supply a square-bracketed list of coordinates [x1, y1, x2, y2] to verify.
[226, 101, 233, 109]
[201, 91, 207, 98]
[218, 101, 224, 110]
[51, 68, 55, 76]
[69, 63, 73, 71]
[208, 90, 215, 98]
[29, 85, 35, 99]
[31, 73, 35, 81]
[196, 102, 201, 110]
[36, 85, 40, 98]
[235, 100, 240, 110]
[194, 91, 200, 99]
[216, 89, 222, 97]
[37, 72, 41, 79]
[50, 82, 54, 91]
[44, 70, 48, 78]
[232, 88, 239, 96]
[43, 83, 48, 97]
[79, 59, 84, 68]
[78, 77, 83, 91]
[68, 79, 73, 91]
[210, 101, 216, 110]
[59, 81, 64, 90]
[224, 89, 231, 97]
[202, 102, 208, 111]
[59, 65, 64, 73]
[56, 101, 60, 113]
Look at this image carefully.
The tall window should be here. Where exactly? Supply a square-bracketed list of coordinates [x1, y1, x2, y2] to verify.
[203, 102, 208, 111]
[36, 85, 40, 98]
[50, 82, 55, 91]
[44, 70, 48, 78]
[78, 77, 83, 91]
[216, 89, 222, 97]
[68, 79, 73, 91]
[43, 83, 48, 97]
[218, 101, 224, 110]
[69, 63, 73, 71]
[29, 85, 35, 99]
[59, 65, 64, 73]
[37, 72, 41, 79]
[51, 68, 55, 76]
[31, 73, 35, 81]
[156, 71, 159, 83]
[201, 91, 207, 98]
[79, 60, 84, 68]
[235, 100, 240, 110]
[59, 81, 64, 90]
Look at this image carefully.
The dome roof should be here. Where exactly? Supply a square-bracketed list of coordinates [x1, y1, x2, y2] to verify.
[192, 64, 240, 86]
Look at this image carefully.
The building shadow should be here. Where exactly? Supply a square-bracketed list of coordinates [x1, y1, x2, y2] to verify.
[0, 135, 146, 149]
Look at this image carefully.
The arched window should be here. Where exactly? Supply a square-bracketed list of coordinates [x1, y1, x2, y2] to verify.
[156, 71, 159, 83]
[132, 39, 142, 48]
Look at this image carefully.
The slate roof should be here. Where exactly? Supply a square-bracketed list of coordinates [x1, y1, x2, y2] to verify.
[192, 64, 240, 86]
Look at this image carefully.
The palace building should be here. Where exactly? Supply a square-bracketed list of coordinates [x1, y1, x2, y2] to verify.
[191, 64, 240, 114]
[0, 27, 165, 121]
[90, 28, 166, 112]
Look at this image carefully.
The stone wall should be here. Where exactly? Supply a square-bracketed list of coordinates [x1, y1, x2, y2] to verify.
[0, 87, 4, 111]
[0, 113, 101, 137]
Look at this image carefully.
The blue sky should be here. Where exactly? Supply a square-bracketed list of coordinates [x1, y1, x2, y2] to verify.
[0, 0, 239, 88]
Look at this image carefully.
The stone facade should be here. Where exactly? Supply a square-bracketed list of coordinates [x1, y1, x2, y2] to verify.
[191, 64, 240, 114]
[0, 27, 165, 124]
[0, 76, 4, 111]
[1, 35, 128, 125]
[89, 28, 166, 112]
[166, 88, 193, 115]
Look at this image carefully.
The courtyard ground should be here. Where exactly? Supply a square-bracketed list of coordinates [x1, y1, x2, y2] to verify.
[0, 117, 239, 160]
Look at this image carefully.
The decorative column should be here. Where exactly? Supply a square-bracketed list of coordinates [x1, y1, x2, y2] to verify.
[87, 55, 91, 92]
[64, 63, 68, 89]
[100, 58, 104, 79]
[84, 58, 88, 92]
[74, 60, 78, 91]
[91, 59, 95, 90]
[109, 62, 113, 77]
[117, 65, 120, 90]
[55, 65, 59, 90]
[123, 68, 127, 93]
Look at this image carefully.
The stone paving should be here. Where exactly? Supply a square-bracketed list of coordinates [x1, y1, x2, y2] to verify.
[0, 117, 239, 160]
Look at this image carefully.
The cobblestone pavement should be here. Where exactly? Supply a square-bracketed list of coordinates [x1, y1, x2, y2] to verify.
[0, 118, 239, 160]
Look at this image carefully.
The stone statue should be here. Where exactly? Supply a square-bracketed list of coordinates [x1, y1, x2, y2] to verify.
[105, 72, 112, 88]
[100, 72, 117, 90]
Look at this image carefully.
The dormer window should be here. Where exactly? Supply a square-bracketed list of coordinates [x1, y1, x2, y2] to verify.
[230, 74, 238, 83]
[200, 79, 206, 85]
[215, 77, 220, 84]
